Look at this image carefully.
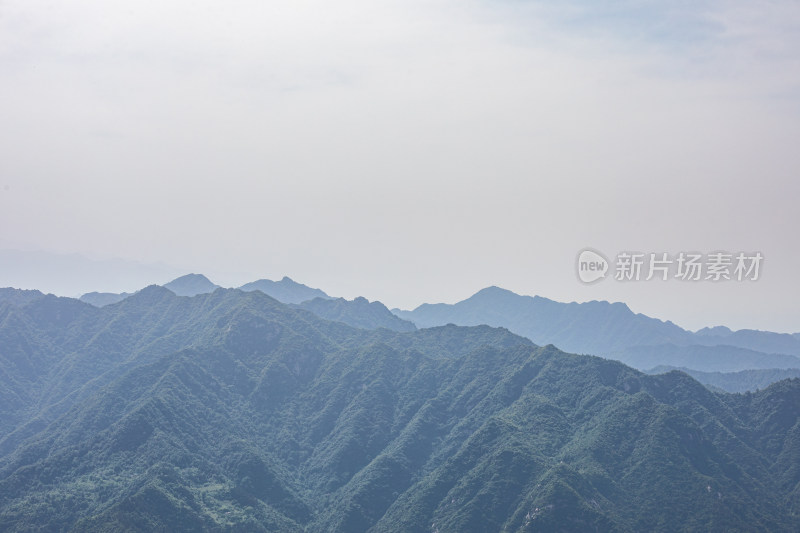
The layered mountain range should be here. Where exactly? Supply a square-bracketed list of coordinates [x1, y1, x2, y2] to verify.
[79, 274, 329, 307]
[0, 284, 799, 531]
[78, 277, 800, 392]
[394, 287, 800, 386]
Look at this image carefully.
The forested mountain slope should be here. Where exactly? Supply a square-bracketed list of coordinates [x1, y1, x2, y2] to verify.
[0, 288, 798, 532]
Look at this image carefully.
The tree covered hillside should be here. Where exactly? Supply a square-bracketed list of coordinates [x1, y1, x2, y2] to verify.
[0, 288, 798, 532]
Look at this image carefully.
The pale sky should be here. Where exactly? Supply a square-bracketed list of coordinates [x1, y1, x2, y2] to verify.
[1, 0, 799, 333]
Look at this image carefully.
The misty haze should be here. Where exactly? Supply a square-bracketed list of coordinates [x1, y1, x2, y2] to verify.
[1, 1, 799, 531]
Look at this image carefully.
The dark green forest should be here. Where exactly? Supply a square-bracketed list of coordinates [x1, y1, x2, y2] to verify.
[1, 287, 799, 531]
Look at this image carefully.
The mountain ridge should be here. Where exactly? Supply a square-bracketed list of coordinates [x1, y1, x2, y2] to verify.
[294, 296, 416, 332]
[0, 286, 799, 531]
[393, 287, 800, 370]
[239, 276, 331, 304]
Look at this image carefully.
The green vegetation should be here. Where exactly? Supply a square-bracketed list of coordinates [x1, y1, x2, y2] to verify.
[294, 297, 416, 332]
[1, 287, 798, 531]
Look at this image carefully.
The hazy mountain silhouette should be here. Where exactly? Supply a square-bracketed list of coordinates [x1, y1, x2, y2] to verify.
[162, 273, 220, 297]
[393, 286, 693, 354]
[239, 276, 330, 304]
[646, 366, 800, 393]
[77, 276, 415, 334]
[79, 291, 132, 307]
[78, 273, 220, 306]
[691, 328, 800, 357]
[394, 287, 800, 376]
[614, 343, 800, 373]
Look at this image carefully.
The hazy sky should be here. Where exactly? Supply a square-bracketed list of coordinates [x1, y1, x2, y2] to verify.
[1, 0, 799, 332]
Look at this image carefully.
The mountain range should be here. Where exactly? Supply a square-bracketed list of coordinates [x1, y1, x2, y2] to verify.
[79, 274, 330, 307]
[1, 285, 799, 531]
[393, 286, 800, 375]
[78, 275, 410, 333]
[292, 296, 416, 332]
[239, 276, 331, 304]
[645, 366, 800, 394]
[72, 279, 800, 391]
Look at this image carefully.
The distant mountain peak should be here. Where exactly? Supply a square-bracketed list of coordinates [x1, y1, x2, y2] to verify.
[178, 273, 210, 281]
[121, 284, 176, 305]
[473, 286, 515, 297]
[238, 277, 330, 304]
[464, 286, 528, 306]
[398, 286, 691, 355]
[79, 291, 132, 307]
[162, 274, 220, 297]
[470, 286, 552, 304]
[696, 325, 733, 337]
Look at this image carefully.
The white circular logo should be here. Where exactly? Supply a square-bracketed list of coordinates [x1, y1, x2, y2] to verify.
[577, 249, 609, 283]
